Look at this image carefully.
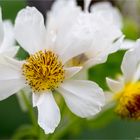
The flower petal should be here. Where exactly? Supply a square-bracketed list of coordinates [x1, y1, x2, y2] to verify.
[0, 79, 26, 101]
[64, 66, 82, 79]
[104, 91, 114, 104]
[1, 20, 15, 48]
[32, 92, 42, 107]
[0, 56, 26, 100]
[84, 36, 124, 68]
[120, 39, 135, 50]
[57, 80, 105, 118]
[15, 6, 46, 54]
[46, 0, 80, 55]
[106, 77, 124, 93]
[0, 45, 19, 57]
[37, 92, 60, 134]
[0, 56, 23, 80]
[0, 7, 4, 46]
[121, 39, 140, 82]
[91, 2, 122, 28]
[72, 68, 88, 80]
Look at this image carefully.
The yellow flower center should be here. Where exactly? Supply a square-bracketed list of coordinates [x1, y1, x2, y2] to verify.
[22, 50, 65, 92]
[115, 82, 140, 120]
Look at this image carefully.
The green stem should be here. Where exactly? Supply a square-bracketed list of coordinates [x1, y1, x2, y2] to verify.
[20, 90, 38, 130]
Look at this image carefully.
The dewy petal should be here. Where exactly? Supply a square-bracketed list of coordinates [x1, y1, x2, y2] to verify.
[37, 92, 60, 134]
[106, 77, 124, 93]
[0, 7, 4, 46]
[15, 6, 46, 54]
[0, 56, 26, 100]
[64, 66, 82, 79]
[57, 80, 105, 118]
[121, 39, 140, 83]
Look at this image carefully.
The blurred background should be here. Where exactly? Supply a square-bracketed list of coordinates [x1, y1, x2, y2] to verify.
[0, 0, 140, 139]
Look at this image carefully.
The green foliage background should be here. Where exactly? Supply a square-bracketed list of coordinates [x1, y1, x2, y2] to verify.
[0, 0, 140, 139]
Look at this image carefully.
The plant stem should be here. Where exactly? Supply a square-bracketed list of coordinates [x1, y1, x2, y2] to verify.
[20, 90, 38, 130]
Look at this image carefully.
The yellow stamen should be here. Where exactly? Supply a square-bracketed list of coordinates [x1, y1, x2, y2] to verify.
[22, 50, 65, 92]
[115, 82, 140, 120]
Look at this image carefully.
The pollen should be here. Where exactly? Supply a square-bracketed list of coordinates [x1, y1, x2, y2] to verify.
[115, 82, 140, 120]
[22, 50, 65, 92]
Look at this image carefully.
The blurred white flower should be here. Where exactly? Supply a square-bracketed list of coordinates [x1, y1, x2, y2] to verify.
[49, 0, 124, 69]
[0, 5, 105, 134]
[49, 0, 124, 81]
[0, 7, 18, 57]
[106, 39, 140, 119]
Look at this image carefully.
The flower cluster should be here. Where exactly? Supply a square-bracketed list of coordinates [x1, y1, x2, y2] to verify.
[0, 0, 139, 135]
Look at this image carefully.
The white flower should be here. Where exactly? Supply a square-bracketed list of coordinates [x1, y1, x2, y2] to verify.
[80, 1, 124, 68]
[48, 0, 124, 69]
[106, 39, 140, 119]
[0, 6, 105, 134]
[0, 7, 18, 57]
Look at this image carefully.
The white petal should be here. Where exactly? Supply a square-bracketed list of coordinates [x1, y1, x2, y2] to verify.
[0, 45, 19, 57]
[0, 56, 26, 100]
[85, 36, 124, 68]
[0, 79, 26, 101]
[91, 2, 122, 28]
[59, 28, 92, 63]
[0, 7, 4, 46]
[121, 39, 140, 82]
[37, 92, 60, 134]
[1, 20, 15, 49]
[120, 39, 135, 50]
[64, 66, 82, 79]
[58, 13, 97, 64]
[72, 68, 88, 80]
[106, 77, 124, 93]
[46, 0, 80, 55]
[15, 6, 46, 54]
[32, 92, 42, 107]
[57, 80, 105, 118]
[0, 56, 23, 80]
[133, 63, 140, 82]
[104, 91, 114, 104]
